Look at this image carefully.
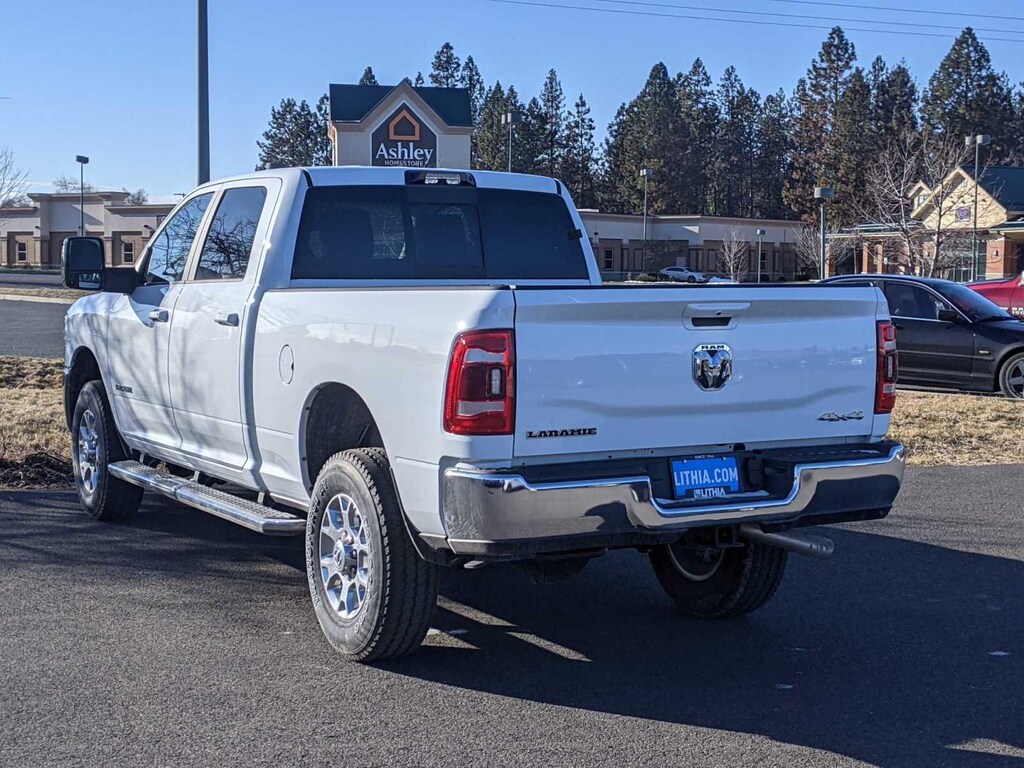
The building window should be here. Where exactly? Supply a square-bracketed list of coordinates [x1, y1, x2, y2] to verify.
[603, 249, 613, 270]
[634, 248, 643, 271]
[16, 241, 27, 262]
[688, 247, 701, 270]
[759, 251, 767, 272]
[621, 247, 628, 268]
[773, 249, 780, 272]
[707, 249, 718, 271]
[122, 241, 135, 264]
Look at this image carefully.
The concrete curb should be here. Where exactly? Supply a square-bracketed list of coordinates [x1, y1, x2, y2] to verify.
[0, 293, 75, 305]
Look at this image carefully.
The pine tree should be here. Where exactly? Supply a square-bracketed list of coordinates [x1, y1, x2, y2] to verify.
[785, 27, 858, 221]
[538, 69, 566, 178]
[256, 96, 331, 169]
[833, 68, 873, 225]
[921, 28, 1016, 159]
[358, 67, 379, 87]
[754, 90, 791, 219]
[413, 72, 425, 87]
[711, 66, 761, 217]
[868, 57, 918, 148]
[561, 94, 598, 208]
[601, 63, 687, 215]
[460, 56, 485, 124]
[475, 82, 511, 171]
[429, 42, 461, 88]
[675, 59, 719, 214]
[515, 96, 547, 175]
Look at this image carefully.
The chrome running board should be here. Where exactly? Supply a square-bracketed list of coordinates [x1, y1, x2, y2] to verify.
[108, 460, 305, 536]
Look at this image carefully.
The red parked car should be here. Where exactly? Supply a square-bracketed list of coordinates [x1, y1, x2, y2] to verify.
[970, 272, 1024, 318]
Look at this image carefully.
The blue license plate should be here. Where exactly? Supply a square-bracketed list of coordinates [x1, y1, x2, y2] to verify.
[671, 455, 742, 500]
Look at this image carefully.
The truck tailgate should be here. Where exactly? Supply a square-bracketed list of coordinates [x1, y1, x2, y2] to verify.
[512, 286, 885, 458]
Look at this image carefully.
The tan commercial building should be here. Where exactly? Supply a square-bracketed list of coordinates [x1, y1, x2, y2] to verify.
[0, 192, 173, 269]
[580, 211, 806, 281]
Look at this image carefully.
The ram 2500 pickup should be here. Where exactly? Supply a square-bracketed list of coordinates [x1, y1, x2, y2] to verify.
[61, 166, 904, 661]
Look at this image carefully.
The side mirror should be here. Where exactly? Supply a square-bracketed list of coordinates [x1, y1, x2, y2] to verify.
[62, 237, 140, 293]
[937, 308, 961, 323]
[62, 237, 105, 290]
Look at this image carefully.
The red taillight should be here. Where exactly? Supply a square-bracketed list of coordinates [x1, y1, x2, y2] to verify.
[444, 330, 515, 435]
[875, 320, 898, 414]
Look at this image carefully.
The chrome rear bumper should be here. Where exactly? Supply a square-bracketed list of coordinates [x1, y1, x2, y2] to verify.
[440, 443, 905, 557]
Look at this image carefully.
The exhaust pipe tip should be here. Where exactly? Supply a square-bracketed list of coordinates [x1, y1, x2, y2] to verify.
[739, 523, 835, 560]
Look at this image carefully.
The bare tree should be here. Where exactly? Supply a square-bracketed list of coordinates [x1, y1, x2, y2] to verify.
[719, 228, 750, 282]
[793, 219, 848, 279]
[52, 174, 96, 194]
[854, 127, 988, 276]
[0, 147, 29, 220]
[122, 188, 149, 205]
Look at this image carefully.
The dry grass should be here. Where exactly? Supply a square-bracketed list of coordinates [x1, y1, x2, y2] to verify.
[0, 355, 1020, 487]
[890, 390, 1024, 466]
[0, 286, 82, 301]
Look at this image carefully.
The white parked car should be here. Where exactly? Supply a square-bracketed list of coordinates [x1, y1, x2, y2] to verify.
[61, 166, 905, 662]
[659, 265, 706, 283]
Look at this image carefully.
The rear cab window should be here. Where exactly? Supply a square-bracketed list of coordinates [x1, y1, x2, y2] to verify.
[291, 185, 588, 281]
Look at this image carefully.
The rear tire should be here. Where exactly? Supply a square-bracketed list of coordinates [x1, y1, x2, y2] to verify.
[998, 352, 1024, 399]
[306, 448, 438, 662]
[650, 540, 787, 618]
[71, 380, 143, 522]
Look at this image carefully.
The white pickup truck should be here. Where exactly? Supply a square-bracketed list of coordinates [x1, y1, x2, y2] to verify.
[62, 166, 904, 661]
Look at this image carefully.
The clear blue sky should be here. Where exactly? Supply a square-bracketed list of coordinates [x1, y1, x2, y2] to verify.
[2, 0, 1022, 197]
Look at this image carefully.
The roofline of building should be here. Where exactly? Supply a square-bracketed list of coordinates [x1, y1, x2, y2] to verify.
[28, 191, 131, 202]
[577, 210, 805, 227]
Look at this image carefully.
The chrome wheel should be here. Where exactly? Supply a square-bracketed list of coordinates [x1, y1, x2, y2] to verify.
[667, 543, 725, 582]
[319, 493, 372, 620]
[1006, 360, 1024, 398]
[76, 408, 102, 497]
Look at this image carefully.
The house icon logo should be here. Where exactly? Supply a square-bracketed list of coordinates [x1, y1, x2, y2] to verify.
[388, 109, 421, 142]
[372, 103, 437, 168]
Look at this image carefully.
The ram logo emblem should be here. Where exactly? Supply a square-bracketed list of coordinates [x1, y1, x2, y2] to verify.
[692, 344, 733, 391]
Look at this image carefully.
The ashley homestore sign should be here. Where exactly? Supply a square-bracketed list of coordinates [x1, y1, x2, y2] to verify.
[328, 81, 472, 169]
[372, 105, 437, 167]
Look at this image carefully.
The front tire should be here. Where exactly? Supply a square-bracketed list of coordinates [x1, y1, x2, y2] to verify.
[650, 540, 787, 618]
[71, 380, 143, 522]
[998, 352, 1024, 398]
[305, 448, 438, 662]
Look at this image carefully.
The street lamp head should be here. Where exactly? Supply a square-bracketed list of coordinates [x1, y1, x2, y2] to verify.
[75, 155, 89, 165]
[639, 168, 653, 178]
[966, 134, 992, 147]
[756, 228, 766, 236]
[500, 111, 520, 126]
[814, 186, 834, 200]
[978, 134, 991, 146]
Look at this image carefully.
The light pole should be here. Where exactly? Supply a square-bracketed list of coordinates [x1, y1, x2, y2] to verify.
[75, 155, 89, 236]
[197, 0, 210, 184]
[814, 187, 834, 279]
[501, 111, 520, 173]
[965, 134, 991, 281]
[755, 228, 766, 283]
[640, 168, 652, 274]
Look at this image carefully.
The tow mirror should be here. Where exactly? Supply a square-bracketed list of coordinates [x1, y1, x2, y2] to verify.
[937, 308, 961, 323]
[62, 237, 139, 293]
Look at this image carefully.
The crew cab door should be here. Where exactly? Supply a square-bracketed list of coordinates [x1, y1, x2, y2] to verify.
[106, 192, 214, 452]
[882, 281, 974, 385]
[167, 181, 277, 473]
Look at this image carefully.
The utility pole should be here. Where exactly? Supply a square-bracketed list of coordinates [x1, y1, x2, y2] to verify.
[756, 228, 766, 283]
[965, 134, 991, 281]
[640, 168, 652, 275]
[501, 111, 519, 173]
[197, 0, 210, 185]
[814, 187, 834, 279]
[75, 155, 89, 236]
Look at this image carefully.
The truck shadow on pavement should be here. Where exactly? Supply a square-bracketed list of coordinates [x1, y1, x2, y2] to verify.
[2, 490, 1021, 767]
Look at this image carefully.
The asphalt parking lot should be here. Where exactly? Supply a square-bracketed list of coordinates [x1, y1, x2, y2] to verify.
[0, 465, 1021, 767]
[0, 271, 62, 290]
[0, 299, 66, 358]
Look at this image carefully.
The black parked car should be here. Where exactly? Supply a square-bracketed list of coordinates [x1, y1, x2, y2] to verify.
[823, 274, 1024, 399]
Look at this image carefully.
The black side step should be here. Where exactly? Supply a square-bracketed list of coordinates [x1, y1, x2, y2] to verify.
[108, 460, 305, 535]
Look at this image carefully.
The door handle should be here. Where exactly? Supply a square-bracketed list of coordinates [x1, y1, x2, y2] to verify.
[148, 309, 169, 323]
[214, 312, 240, 327]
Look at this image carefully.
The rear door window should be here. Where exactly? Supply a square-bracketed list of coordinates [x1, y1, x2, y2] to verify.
[291, 185, 586, 280]
[193, 186, 267, 280]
